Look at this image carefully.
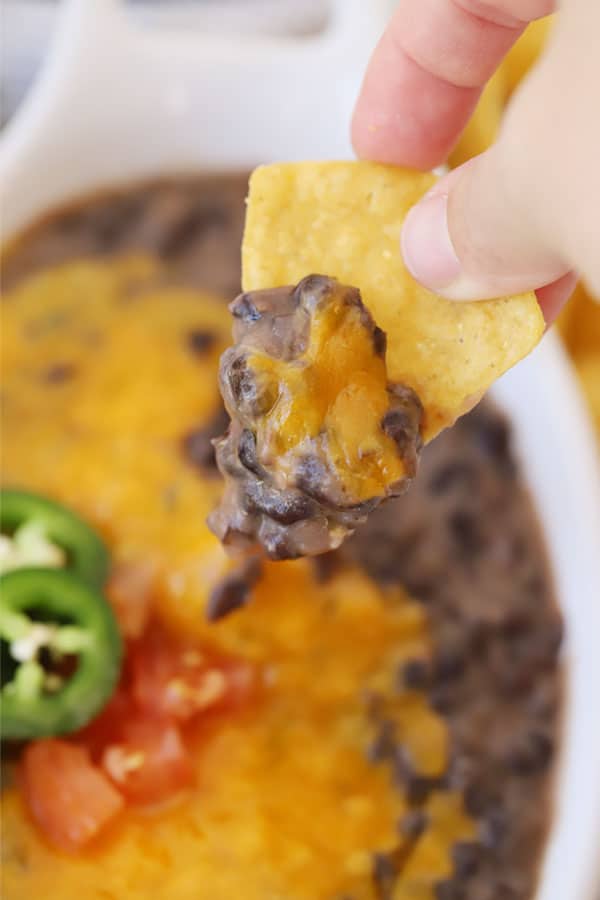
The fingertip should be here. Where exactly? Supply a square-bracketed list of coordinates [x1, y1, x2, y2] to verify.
[351, 41, 480, 171]
[351, 117, 450, 172]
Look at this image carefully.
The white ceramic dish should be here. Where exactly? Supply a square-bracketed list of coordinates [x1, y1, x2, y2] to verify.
[1, 2, 600, 897]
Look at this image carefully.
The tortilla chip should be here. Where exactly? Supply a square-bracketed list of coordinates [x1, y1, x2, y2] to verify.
[560, 282, 600, 357]
[242, 161, 544, 438]
[449, 70, 505, 168]
[575, 353, 600, 436]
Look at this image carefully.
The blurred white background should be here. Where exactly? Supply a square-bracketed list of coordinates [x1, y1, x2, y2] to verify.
[1, 0, 338, 126]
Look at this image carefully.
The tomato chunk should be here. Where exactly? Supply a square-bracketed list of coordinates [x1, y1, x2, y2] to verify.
[21, 739, 124, 852]
[129, 624, 257, 722]
[101, 718, 193, 805]
[75, 686, 133, 759]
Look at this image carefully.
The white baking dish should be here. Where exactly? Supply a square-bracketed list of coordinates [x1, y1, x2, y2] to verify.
[1, 2, 600, 897]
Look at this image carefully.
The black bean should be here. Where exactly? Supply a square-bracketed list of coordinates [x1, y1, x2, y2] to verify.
[90, 207, 129, 248]
[478, 416, 511, 463]
[342, 496, 380, 517]
[181, 406, 229, 473]
[261, 529, 301, 561]
[464, 408, 516, 477]
[429, 461, 477, 496]
[294, 274, 332, 308]
[468, 882, 518, 900]
[206, 559, 261, 621]
[393, 747, 441, 804]
[503, 730, 554, 775]
[231, 293, 261, 322]
[228, 356, 254, 405]
[388, 381, 424, 413]
[404, 775, 437, 805]
[372, 852, 396, 900]
[372, 326, 387, 358]
[159, 206, 228, 259]
[381, 408, 417, 459]
[42, 363, 77, 384]
[181, 428, 216, 470]
[357, 553, 404, 587]
[245, 480, 316, 525]
[295, 454, 330, 503]
[207, 577, 250, 620]
[428, 684, 457, 714]
[500, 612, 532, 639]
[448, 510, 486, 557]
[451, 841, 482, 879]
[465, 618, 491, 653]
[91, 194, 147, 250]
[398, 809, 428, 840]
[310, 552, 341, 583]
[399, 576, 436, 603]
[479, 808, 509, 850]
[434, 879, 466, 900]
[345, 526, 427, 590]
[227, 356, 275, 418]
[444, 756, 478, 794]
[367, 720, 397, 764]
[385, 384, 424, 463]
[186, 328, 217, 356]
[399, 658, 431, 690]
[494, 886, 520, 900]
[527, 680, 559, 720]
[433, 643, 466, 682]
[464, 777, 500, 818]
[237, 429, 262, 476]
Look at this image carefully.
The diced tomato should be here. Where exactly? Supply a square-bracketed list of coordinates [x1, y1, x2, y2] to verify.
[19, 620, 260, 852]
[68, 620, 258, 818]
[21, 740, 124, 852]
[101, 718, 193, 805]
[75, 686, 134, 760]
[129, 623, 257, 722]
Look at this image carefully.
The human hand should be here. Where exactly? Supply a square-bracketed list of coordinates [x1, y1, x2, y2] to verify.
[352, 0, 600, 321]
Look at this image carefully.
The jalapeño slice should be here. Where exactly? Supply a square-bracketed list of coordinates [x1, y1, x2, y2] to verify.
[1, 568, 122, 739]
[0, 489, 109, 588]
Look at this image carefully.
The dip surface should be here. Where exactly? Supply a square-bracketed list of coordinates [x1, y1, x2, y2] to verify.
[1, 178, 562, 900]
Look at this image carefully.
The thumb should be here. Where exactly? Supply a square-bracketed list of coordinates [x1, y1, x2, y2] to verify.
[401, 151, 571, 306]
[399, 2, 600, 317]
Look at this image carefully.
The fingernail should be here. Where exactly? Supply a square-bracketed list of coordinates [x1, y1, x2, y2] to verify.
[401, 193, 461, 290]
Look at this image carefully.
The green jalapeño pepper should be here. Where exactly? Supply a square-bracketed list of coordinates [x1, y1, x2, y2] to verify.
[1, 567, 122, 739]
[0, 489, 109, 588]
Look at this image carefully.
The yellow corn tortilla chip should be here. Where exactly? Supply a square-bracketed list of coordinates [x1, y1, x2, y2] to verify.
[575, 353, 600, 436]
[242, 161, 544, 438]
[560, 282, 600, 357]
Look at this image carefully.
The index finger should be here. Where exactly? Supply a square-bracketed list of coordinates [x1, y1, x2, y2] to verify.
[352, 0, 555, 170]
